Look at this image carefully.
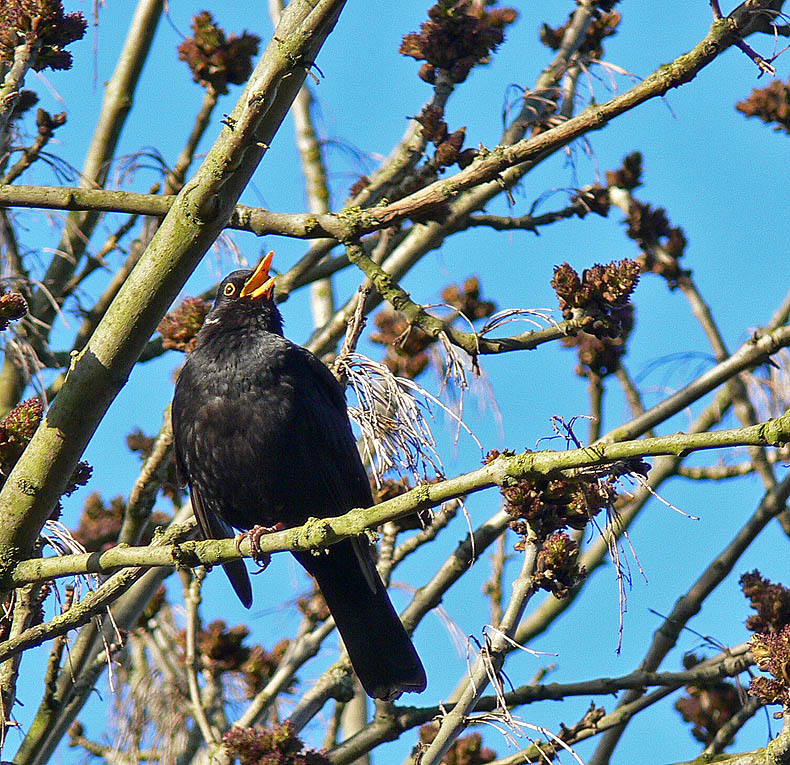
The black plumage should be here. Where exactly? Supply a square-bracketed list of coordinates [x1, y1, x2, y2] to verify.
[171, 253, 426, 700]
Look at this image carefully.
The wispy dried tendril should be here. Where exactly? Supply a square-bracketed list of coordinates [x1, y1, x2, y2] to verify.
[334, 352, 480, 485]
[39, 519, 102, 601]
[479, 307, 558, 336]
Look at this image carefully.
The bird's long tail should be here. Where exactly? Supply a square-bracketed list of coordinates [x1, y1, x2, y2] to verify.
[294, 539, 426, 700]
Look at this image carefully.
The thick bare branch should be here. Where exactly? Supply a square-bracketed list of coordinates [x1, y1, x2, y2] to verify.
[0, 0, 350, 598]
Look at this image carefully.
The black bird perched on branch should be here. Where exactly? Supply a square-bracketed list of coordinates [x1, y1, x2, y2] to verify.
[172, 252, 426, 700]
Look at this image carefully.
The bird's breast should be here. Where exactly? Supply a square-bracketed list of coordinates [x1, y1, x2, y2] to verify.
[177, 336, 301, 528]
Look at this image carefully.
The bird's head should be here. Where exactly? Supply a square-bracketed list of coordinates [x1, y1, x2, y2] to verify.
[205, 251, 283, 335]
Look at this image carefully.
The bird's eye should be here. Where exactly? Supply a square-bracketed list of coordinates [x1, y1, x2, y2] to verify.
[223, 283, 236, 297]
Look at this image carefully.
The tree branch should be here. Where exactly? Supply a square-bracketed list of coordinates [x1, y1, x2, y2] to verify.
[329, 645, 753, 764]
[5, 411, 790, 591]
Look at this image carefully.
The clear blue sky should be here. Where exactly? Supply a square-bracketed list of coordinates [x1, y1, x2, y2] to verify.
[8, 1, 790, 762]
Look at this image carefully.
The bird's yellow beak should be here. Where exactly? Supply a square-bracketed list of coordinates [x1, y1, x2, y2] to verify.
[240, 251, 277, 299]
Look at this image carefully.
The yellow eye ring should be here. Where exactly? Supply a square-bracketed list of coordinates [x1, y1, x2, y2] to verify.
[223, 283, 236, 297]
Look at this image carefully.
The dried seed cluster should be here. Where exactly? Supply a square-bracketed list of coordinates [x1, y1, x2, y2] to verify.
[500, 468, 617, 538]
[605, 151, 643, 191]
[371, 277, 495, 379]
[540, 10, 621, 60]
[0, 0, 86, 72]
[738, 572, 790, 713]
[678, 571, 790, 737]
[750, 626, 790, 710]
[485, 449, 648, 598]
[0, 396, 42, 471]
[0, 397, 92, 518]
[400, 0, 517, 84]
[73, 493, 127, 552]
[175, 619, 291, 700]
[177, 11, 260, 94]
[0, 291, 28, 331]
[371, 310, 434, 379]
[158, 297, 210, 353]
[740, 570, 790, 635]
[416, 104, 477, 172]
[416, 723, 496, 765]
[223, 721, 329, 765]
[605, 153, 688, 285]
[674, 653, 743, 745]
[553, 259, 639, 378]
[532, 531, 585, 599]
[737, 77, 790, 134]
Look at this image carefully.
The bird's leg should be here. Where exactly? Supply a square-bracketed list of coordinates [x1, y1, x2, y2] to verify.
[236, 523, 286, 572]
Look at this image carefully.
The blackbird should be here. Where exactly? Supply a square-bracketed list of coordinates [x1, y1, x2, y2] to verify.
[171, 252, 426, 700]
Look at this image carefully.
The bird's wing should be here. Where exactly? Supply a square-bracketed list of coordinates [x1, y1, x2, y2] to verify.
[288, 347, 379, 593]
[190, 486, 253, 609]
[288, 347, 374, 509]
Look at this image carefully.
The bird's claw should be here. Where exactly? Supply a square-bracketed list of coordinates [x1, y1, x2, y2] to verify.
[236, 523, 285, 572]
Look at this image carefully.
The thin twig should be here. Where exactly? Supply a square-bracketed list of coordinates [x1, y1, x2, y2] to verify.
[182, 568, 218, 746]
[419, 534, 540, 765]
[119, 405, 175, 546]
